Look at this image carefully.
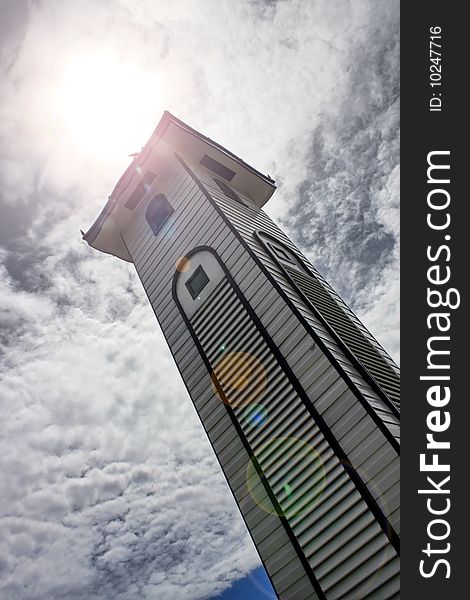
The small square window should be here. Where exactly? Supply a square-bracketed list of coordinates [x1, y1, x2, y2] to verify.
[186, 265, 210, 299]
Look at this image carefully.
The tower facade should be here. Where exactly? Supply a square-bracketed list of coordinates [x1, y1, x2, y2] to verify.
[84, 112, 400, 600]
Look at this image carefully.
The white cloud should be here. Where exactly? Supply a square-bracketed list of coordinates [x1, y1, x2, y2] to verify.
[0, 256, 260, 599]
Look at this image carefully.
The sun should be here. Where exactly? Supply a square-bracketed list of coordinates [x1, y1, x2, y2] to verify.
[55, 50, 160, 160]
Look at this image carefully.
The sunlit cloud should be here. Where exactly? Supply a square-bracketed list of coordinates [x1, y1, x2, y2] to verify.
[54, 50, 161, 159]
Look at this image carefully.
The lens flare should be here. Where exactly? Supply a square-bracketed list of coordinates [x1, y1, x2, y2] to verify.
[243, 403, 269, 428]
[246, 437, 326, 519]
[211, 351, 266, 408]
[176, 256, 191, 273]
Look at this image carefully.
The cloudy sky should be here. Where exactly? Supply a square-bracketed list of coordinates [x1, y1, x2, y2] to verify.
[0, 1, 399, 598]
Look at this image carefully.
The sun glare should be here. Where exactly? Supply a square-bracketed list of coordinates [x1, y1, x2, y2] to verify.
[55, 51, 160, 160]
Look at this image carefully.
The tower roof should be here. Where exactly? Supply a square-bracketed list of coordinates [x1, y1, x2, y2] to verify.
[82, 111, 276, 262]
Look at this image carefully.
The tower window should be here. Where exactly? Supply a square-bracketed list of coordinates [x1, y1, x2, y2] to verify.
[125, 171, 156, 210]
[186, 265, 210, 299]
[200, 155, 236, 181]
[214, 179, 246, 205]
[146, 194, 174, 235]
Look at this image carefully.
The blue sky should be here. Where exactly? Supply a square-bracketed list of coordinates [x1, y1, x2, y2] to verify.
[210, 566, 276, 600]
[0, 1, 399, 598]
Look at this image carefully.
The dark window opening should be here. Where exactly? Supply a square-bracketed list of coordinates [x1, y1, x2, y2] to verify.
[214, 178, 246, 205]
[146, 194, 174, 235]
[200, 155, 236, 181]
[125, 171, 156, 210]
[186, 265, 210, 299]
